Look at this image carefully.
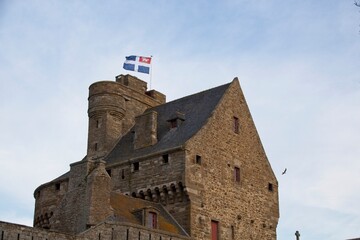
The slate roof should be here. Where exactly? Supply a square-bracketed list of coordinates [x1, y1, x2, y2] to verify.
[105, 82, 231, 165]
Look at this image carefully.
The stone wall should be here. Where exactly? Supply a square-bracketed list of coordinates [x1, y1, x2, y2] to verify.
[108, 150, 191, 234]
[33, 179, 68, 229]
[184, 78, 279, 239]
[0, 221, 74, 240]
[0, 221, 190, 240]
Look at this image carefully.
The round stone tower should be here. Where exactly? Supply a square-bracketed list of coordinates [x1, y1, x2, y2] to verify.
[87, 81, 126, 159]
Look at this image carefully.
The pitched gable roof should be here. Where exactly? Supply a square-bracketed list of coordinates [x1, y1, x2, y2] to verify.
[106, 82, 231, 165]
[110, 192, 189, 236]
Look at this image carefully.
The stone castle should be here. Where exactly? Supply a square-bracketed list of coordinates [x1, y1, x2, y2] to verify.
[0, 74, 279, 239]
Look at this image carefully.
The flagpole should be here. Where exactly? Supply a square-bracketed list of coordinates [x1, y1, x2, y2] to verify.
[150, 55, 153, 90]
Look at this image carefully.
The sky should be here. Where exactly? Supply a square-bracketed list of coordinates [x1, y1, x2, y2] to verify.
[0, 0, 359, 239]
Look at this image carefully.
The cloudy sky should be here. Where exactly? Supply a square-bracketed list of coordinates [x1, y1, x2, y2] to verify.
[0, 1, 359, 239]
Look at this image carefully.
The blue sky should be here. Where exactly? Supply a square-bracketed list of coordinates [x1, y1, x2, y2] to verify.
[0, 1, 359, 239]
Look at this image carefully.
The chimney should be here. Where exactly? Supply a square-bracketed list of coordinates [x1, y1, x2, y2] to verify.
[134, 111, 158, 149]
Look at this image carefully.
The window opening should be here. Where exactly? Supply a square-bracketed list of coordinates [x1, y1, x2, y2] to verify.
[231, 225, 235, 239]
[94, 143, 98, 151]
[96, 119, 101, 128]
[55, 183, 60, 190]
[147, 212, 157, 229]
[133, 162, 140, 172]
[106, 169, 112, 177]
[169, 119, 177, 128]
[211, 220, 219, 240]
[196, 155, 202, 165]
[162, 154, 169, 164]
[233, 116, 239, 134]
[268, 183, 273, 192]
[234, 167, 240, 183]
[121, 169, 125, 179]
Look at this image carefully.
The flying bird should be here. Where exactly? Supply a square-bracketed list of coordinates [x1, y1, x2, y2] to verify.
[282, 168, 287, 175]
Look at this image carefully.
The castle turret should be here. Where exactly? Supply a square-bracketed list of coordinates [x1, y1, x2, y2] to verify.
[87, 74, 165, 159]
[87, 81, 126, 159]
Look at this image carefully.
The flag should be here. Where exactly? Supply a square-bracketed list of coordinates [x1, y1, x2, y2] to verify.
[123, 55, 152, 74]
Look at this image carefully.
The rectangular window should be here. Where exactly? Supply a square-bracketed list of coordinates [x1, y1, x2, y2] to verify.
[148, 212, 157, 229]
[268, 183, 273, 192]
[162, 154, 169, 164]
[211, 220, 219, 240]
[233, 117, 239, 134]
[133, 162, 139, 172]
[106, 169, 112, 177]
[234, 167, 240, 183]
[55, 183, 60, 190]
[196, 155, 202, 165]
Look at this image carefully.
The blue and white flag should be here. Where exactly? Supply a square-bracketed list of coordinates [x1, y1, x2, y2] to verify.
[123, 55, 152, 74]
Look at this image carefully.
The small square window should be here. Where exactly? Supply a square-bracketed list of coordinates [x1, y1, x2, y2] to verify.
[55, 183, 60, 190]
[196, 155, 202, 165]
[169, 119, 177, 128]
[234, 167, 240, 182]
[162, 154, 169, 164]
[133, 162, 140, 172]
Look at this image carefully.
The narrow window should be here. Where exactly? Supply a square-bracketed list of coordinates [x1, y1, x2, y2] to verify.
[162, 154, 169, 164]
[147, 212, 157, 229]
[233, 116, 239, 134]
[133, 162, 140, 172]
[231, 225, 235, 239]
[211, 220, 219, 240]
[96, 119, 101, 128]
[196, 155, 202, 165]
[94, 143, 98, 151]
[106, 169, 112, 177]
[121, 169, 125, 179]
[268, 183, 273, 192]
[234, 167, 240, 183]
[55, 183, 60, 190]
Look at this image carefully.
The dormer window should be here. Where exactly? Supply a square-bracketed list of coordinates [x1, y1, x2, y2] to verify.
[169, 119, 178, 128]
[147, 211, 157, 229]
[167, 111, 185, 129]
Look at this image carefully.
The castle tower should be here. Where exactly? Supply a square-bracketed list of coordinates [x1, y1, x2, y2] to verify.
[87, 74, 166, 159]
[87, 81, 126, 159]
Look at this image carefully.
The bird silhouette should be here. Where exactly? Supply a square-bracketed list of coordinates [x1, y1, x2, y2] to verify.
[282, 168, 287, 175]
